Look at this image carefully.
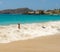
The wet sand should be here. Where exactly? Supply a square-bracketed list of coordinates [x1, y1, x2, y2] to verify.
[0, 34, 60, 52]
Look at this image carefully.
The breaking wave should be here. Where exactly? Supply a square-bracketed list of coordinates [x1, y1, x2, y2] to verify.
[0, 21, 60, 43]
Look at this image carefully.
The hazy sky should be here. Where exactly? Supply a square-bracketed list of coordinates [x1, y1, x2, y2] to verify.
[0, 0, 60, 10]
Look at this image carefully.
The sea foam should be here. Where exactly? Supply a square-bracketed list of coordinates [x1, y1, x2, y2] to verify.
[0, 21, 60, 43]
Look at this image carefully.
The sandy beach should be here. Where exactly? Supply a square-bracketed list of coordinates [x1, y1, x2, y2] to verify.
[0, 34, 60, 52]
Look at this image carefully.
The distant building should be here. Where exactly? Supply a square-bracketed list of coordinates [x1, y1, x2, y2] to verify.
[35, 10, 44, 14]
[44, 11, 53, 15]
[28, 11, 35, 14]
[24, 10, 44, 15]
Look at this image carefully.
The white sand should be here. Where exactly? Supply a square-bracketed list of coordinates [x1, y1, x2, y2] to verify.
[0, 21, 60, 43]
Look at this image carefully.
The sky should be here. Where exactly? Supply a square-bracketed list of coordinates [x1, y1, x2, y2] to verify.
[0, 0, 60, 10]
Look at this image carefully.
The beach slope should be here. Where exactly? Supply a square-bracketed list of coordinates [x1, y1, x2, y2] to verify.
[0, 34, 60, 52]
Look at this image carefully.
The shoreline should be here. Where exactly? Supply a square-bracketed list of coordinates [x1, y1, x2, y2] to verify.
[0, 34, 60, 52]
[0, 21, 60, 43]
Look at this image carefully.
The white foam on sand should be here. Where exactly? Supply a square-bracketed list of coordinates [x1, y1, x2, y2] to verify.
[0, 21, 60, 43]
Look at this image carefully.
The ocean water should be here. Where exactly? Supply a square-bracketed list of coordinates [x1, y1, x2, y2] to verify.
[0, 14, 60, 43]
[0, 14, 60, 25]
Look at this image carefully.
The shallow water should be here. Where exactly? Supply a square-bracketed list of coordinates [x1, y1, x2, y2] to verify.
[0, 14, 60, 25]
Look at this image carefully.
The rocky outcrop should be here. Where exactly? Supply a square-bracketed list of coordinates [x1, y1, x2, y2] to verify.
[45, 9, 60, 15]
[24, 10, 44, 15]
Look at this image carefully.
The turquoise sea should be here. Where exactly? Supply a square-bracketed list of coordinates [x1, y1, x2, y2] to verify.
[0, 14, 60, 25]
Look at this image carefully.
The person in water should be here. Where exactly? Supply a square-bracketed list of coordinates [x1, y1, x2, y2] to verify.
[18, 24, 20, 29]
